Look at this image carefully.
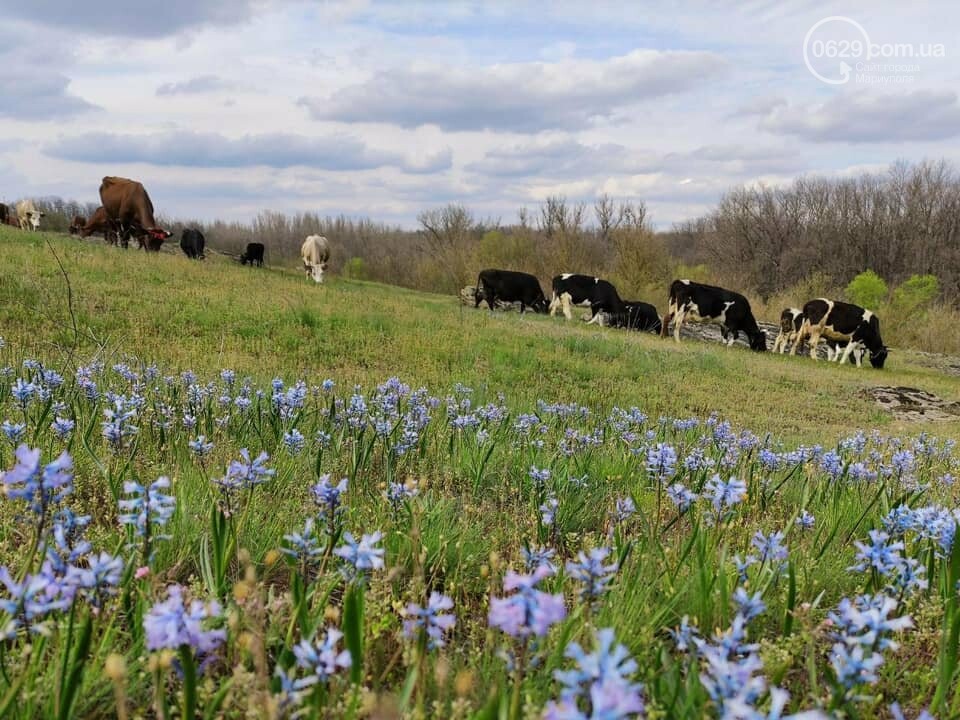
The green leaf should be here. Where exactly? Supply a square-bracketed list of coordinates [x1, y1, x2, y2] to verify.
[343, 583, 365, 685]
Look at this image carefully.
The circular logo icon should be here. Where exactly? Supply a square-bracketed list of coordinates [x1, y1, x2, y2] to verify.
[803, 16, 871, 84]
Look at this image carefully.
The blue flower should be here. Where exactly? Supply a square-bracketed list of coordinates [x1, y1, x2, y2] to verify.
[733, 587, 766, 622]
[545, 628, 645, 720]
[851, 530, 904, 575]
[334, 531, 385, 578]
[751, 531, 788, 568]
[0, 566, 67, 639]
[50, 417, 75, 439]
[11, 378, 36, 407]
[704, 475, 747, 518]
[188, 435, 214, 457]
[540, 495, 559, 527]
[281, 518, 323, 568]
[666, 483, 697, 513]
[795, 511, 815, 530]
[566, 548, 618, 605]
[647, 443, 677, 480]
[403, 592, 456, 649]
[488, 565, 566, 638]
[2, 421, 26, 443]
[322, 379, 334, 392]
[65, 551, 123, 608]
[529, 466, 552, 486]
[3, 445, 73, 518]
[612, 496, 635, 523]
[282, 428, 305, 455]
[386, 480, 418, 511]
[292, 628, 351, 689]
[522, 546, 557, 573]
[143, 584, 225, 654]
[890, 703, 936, 720]
[215, 449, 275, 492]
[118, 477, 176, 542]
[312, 475, 348, 519]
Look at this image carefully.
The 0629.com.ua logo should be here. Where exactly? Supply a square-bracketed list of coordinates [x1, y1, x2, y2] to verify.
[803, 16, 945, 85]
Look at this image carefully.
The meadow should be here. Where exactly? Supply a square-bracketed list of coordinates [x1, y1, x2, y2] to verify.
[0, 227, 959, 719]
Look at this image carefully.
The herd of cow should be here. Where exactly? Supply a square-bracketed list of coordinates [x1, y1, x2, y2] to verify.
[1, 175, 329, 276]
[474, 269, 889, 368]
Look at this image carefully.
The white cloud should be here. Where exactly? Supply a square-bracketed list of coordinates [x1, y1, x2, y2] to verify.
[156, 75, 237, 96]
[300, 49, 729, 132]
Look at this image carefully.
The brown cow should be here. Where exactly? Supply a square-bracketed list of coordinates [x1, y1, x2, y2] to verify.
[68, 215, 87, 235]
[99, 176, 171, 251]
[79, 206, 120, 245]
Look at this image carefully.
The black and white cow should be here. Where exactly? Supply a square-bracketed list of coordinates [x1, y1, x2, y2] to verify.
[772, 308, 804, 353]
[474, 269, 548, 313]
[549, 273, 626, 324]
[661, 279, 766, 351]
[608, 301, 662, 333]
[180, 228, 205, 259]
[790, 299, 888, 368]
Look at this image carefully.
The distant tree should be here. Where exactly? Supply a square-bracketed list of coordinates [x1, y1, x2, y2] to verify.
[845, 270, 889, 309]
[892, 274, 940, 313]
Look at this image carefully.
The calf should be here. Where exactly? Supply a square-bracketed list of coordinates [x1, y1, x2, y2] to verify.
[474, 269, 547, 313]
[68, 215, 86, 236]
[608, 301, 662, 333]
[661, 279, 766, 351]
[180, 228, 206, 259]
[790, 299, 887, 368]
[239, 242, 265, 267]
[549, 273, 626, 324]
[772, 308, 804, 353]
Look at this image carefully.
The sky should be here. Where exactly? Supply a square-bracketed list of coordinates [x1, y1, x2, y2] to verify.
[1, 0, 958, 228]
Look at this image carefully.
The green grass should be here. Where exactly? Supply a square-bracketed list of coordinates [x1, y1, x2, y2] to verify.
[2, 227, 958, 445]
[0, 227, 959, 719]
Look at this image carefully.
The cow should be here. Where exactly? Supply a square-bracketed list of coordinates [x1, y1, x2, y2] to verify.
[99, 176, 171, 250]
[789, 299, 888, 368]
[79, 206, 120, 245]
[0, 203, 7, 225]
[661, 279, 767, 351]
[180, 228, 205, 259]
[474, 269, 547, 314]
[16, 200, 44, 231]
[68, 215, 86, 236]
[4, 213, 17, 227]
[608, 300, 662, 333]
[240, 242, 265, 267]
[549, 273, 626, 325]
[301, 235, 330, 283]
[772, 308, 804, 353]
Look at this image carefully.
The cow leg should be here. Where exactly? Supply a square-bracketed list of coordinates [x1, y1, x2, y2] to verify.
[673, 309, 685, 343]
[807, 329, 822, 360]
[789, 322, 808, 356]
[549, 294, 559, 316]
[839, 341, 856, 365]
[660, 309, 674, 339]
[485, 287, 496, 312]
[561, 293, 573, 320]
[585, 306, 602, 325]
[772, 333, 783, 353]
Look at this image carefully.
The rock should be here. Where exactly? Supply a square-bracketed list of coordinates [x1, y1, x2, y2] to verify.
[863, 386, 960, 421]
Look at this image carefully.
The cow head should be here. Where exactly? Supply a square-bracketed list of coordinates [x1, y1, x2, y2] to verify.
[27, 212, 42, 230]
[869, 346, 889, 369]
[304, 261, 325, 283]
[749, 329, 768, 352]
[532, 297, 549, 314]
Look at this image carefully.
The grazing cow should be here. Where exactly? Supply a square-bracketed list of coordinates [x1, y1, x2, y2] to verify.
[240, 242, 265, 267]
[16, 200, 44, 231]
[79, 206, 120, 245]
[474, 269, 547, 313]
[549, 273, 626, 324]
[790, 299, 888, 368]
[68, 215, 86, 236]
[608, 300, 662, 333]
[772, 308, 804, 353]
[300, 235, 330, 283]
[99, 176, 171, 250]
[661, 279, 767, 351]
[0, 203, 7, 225]
[180, 228, 205, 259]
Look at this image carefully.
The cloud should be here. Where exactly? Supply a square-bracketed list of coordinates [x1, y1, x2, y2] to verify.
[0, 68, 98, 121]
[300, 49, 728, 132]
[156, 75, 236, 96]
[0, 0, 289, 37]
[759, 90, 960, 143]
[43, 130, 453, 173]
[466, 139, 803, 180]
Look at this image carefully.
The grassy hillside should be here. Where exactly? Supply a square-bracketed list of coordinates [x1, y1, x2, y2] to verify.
[1, 226, 958, 444]
[0, 227, 959, 719]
